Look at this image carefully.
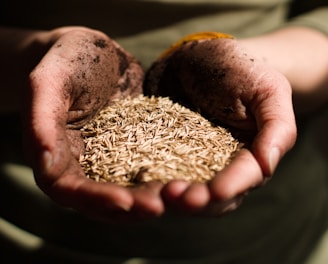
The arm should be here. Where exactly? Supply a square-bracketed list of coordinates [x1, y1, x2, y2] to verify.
[0, 27, 74, 112]
[239, 27, 328, 114]
[0, 27, 42, 112]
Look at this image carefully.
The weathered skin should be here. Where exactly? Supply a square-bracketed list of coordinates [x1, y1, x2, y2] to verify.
[22, 28, 295, 219]
[144, 38, 276, 133]
[144, 37, 296, 214]
[23, 29, 164, 222]
[27, 30, 144, 160]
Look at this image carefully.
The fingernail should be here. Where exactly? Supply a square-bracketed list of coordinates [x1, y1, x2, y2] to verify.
[269, 147, 280, 175]
[43, 150, 53, 170]
[212, 196, 244, 216]
[116, 203, 131, 212]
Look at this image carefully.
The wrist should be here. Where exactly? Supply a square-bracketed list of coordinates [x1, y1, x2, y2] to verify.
[0, 28, 51, 112]
[238, 27, 328, 113]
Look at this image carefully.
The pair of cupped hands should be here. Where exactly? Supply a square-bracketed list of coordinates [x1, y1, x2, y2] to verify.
[23, 26, 296, 222]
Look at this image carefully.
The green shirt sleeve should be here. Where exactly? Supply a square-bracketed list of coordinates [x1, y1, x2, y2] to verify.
[286, 7, 328, 35]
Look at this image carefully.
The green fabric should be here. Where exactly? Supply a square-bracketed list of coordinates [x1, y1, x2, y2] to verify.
[1, 109, 328, 263]
[0, 0, 328, 263]
[287, 7, 328, 35]
[1, 0, 327, 67]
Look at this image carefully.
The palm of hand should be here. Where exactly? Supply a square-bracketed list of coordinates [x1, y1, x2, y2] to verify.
[25, 31, 296, 219]
[24, 29, 165, 222]
[144, 38, 296, 215]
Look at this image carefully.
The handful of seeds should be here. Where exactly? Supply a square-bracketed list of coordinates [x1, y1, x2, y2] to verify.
[79, 95, 241, 186]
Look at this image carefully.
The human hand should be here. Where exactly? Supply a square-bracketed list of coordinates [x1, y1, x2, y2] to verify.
[23, 27, 165, 222]
[144, 35, 297, 216]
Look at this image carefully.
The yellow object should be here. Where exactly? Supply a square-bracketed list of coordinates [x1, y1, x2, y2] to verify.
[158, 31, 234, 59]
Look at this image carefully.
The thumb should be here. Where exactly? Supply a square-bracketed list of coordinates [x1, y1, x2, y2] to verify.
[23, 63, 72, 187]
[251, 74, 297, 178]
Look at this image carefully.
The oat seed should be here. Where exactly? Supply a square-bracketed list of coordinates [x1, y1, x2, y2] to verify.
[79, 95, 242, 186]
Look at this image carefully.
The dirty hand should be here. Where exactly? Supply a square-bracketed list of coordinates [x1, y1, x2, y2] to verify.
[23, 27, 165, 222]
[144, 35, 297, 216]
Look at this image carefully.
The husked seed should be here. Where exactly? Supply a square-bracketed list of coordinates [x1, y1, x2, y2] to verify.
[79, 95, 242, 186]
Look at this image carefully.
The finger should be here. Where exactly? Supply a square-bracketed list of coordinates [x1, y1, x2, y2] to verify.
[161, 181, 210, 213]
[46, 161, 134, 214]
[66, 129, 85, 159]
[208, 148, 262, 201]
[200, 195, 244, 217]
[25, 58, 72, 178]
[251, 73, 297, 176]
[175, 182, 210, 212]
[28, 114, 134, 220]
[130, 181, 165, 219]
[26, 61, 135, 216]
[161, 180, 190, 202]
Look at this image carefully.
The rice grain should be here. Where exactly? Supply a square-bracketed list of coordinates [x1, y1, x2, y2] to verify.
[79, 95, 242, 186]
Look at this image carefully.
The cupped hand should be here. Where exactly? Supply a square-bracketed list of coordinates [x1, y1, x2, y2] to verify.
[144, 37, 297, 216]
[23, 27, 165, 222]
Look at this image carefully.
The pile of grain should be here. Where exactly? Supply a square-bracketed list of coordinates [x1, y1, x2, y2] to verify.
[79, 95, 241, 186]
